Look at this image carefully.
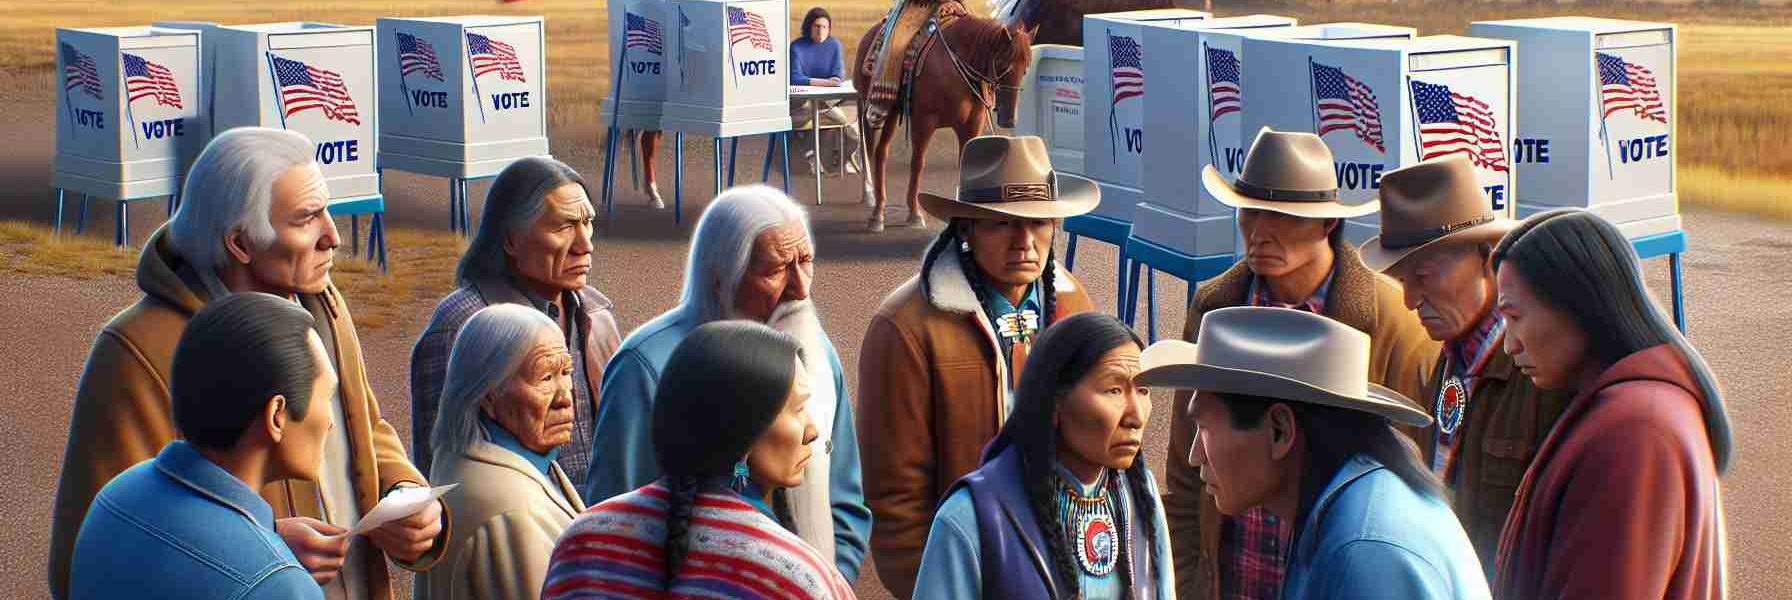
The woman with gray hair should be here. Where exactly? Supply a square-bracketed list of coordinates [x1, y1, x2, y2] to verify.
[416, 303, 587, 600]
[410, 156, 621, 492]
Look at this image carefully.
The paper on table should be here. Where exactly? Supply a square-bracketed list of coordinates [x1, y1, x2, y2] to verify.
[350, 483, 457, 535]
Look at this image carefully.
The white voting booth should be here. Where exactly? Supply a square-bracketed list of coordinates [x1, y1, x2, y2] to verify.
[603, 0, 671, 130]
[1134, 22, 1415, 259]
[1082, 9, 1209, 224]
[376, 15, 549, 232]
[53, 26, 207, 246]
[1014, 44, 1086, 176]
[661, 0, 791, 137]
[1470, 17, 1679, 240]
[1242, 35, 1517, 245]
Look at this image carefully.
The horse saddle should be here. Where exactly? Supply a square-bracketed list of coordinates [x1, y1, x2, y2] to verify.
[861, 0, 967, 129]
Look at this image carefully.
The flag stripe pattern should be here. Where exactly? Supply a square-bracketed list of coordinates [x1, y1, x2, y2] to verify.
[1311, 61, 1382, 153]
[1597, 52, 1667, 123]
[1411, 80, 1507, 172]
[727, 6, 774, 52]
[62, 43, 103, 100]
[1207, 45, 1241, 120]
[122, 53, 182, 109]
[396, 32, 444, 82]
[272, 54, 361, 125]
[468, 32, 527, 83]
[625, 13, 664, 56]
[1109, 33, 1143, 107]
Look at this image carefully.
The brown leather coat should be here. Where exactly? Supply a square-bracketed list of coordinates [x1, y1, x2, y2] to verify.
[48, 226, 445, 600]
[1418, 338, 1571, 571]
[857, 239, 1094, 598]
[1164, 240, 1438, 600]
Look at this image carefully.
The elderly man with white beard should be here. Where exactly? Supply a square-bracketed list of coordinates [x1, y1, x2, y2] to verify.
[584, 184, 870, 581]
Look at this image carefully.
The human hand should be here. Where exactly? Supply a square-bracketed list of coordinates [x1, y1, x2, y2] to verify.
[276, 516, 350, 585]
[365, 489, 444, 563]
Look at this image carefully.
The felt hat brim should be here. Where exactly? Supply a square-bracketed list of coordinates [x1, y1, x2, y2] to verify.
[1137, 340, 1432, 428]
[919, 171, 1101, 221]
[1358, 218, 1518, 273]
[1201, 165, 1380, 220]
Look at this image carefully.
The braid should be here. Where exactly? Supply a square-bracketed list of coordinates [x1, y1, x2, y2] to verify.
[919, 228, 957, 299]
[1123, 463, 1159, 599]
[956, 225, 995, 311]
[1040, 249, 1059, 326]
[663, 476, 702, 582]
[1025, 439, 1083, 599]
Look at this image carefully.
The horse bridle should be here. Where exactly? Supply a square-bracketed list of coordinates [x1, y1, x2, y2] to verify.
[937, 28, 1022, 133]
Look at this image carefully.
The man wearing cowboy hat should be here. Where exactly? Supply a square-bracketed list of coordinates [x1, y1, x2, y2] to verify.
[857, 134, 1098, 598]
[1140, 307, 1489, 599]
[1358, 155, 1572, 570]
[1164, 127, 1437, 600]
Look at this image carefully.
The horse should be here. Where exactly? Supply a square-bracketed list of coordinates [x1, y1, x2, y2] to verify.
[989, 0, 1181, 46]
[853, 12, 1034, 231]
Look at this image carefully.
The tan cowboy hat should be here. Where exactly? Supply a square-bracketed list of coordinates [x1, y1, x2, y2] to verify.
[1200, 127, 1379, 219]
[1358, 155, 1517, 273]
[919, 135, 1101, 221]
[1136, 306, 1431, 427]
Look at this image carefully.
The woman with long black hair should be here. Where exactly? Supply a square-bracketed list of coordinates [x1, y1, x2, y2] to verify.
[1490, 209, 1730, 600]
[541, 321, 855, 599]
[912, 312, 1173, 599]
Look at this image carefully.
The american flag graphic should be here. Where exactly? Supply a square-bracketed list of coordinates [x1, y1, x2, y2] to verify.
[1411, 80, 1507, 172]
[468, 32, 526, 83]
[625, 13, 664, 56]
[272, 55, 361, 125]
[396, 32, 444, 81]
[1206, 46, 1240, 120]
[61, 43, 102, 100]
[727, 6, 774, 52]
[1311, 61, 1382, 153]
[1109, 33, 1143, 107]
[122, 53, 182, 109]
[1597, 52, 1666, 123]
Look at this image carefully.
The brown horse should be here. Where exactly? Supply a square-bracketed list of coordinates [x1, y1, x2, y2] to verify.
[991, 0, 1182, 46]
[854, 13, 1034, 231]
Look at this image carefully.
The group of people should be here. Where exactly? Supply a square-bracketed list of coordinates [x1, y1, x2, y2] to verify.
[43, 117, 1728, 600]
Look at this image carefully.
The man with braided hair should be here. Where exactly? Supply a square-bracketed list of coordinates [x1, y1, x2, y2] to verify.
[858, 135, 1098, 598]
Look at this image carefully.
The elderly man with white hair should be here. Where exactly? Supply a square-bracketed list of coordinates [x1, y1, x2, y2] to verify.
[585, 184, 871, 581]
[48, 127, 447, 600]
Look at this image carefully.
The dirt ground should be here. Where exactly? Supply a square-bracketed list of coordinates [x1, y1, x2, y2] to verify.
[3, 75, 1791, 600]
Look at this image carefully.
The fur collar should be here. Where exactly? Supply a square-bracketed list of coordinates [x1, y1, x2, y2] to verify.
[921, 235, 1078, 315]
[1197, 238, 1379, 334]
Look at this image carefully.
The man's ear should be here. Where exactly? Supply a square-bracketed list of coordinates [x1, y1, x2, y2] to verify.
[224, 229, 255, 266]
[1267, 403, 1298, 461]
[263, 395, 289, 444]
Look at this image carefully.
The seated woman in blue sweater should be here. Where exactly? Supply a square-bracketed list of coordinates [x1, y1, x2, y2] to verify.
[790, 7, 872, 202]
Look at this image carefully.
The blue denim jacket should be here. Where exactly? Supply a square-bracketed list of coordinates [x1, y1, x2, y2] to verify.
[1281, 455, 1490, 600]
[69, 441, 322, 600]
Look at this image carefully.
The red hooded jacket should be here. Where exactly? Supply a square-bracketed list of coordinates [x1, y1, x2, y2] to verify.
[1493, 344, 1727, 599]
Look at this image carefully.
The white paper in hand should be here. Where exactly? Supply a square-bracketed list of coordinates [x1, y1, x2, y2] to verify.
[350, 483, 457, 535]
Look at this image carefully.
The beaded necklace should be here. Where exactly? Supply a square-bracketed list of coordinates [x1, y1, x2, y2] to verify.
[1056, 469, 1132, 580]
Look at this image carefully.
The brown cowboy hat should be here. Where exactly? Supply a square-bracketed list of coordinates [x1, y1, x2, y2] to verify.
[1200, 127, 1379, 220]
[1358, 155, 1517, 273]
[919, 135, 1101, 221]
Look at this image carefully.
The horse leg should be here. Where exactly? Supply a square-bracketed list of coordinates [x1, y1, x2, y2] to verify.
[905, 116, 937, 228]
[867, 113, 899, 231]
[641, 130, 666, 209]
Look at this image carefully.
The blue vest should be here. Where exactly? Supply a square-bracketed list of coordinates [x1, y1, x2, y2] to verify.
[950, 446, 1160, 600]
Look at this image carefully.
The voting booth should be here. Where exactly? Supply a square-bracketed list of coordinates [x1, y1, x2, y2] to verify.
[1134, 22, 1415, 259]
[1470, 17, 1679, 240]
[1015, 44, 1086, 176]
[1241, 35, 1517, 245]
[602, 0, 671, 130]
[660, 0, 791, 137]
[1082, 9, 1209, 224]
[375, 16, 548, 180]
[53, 26, 207, 245]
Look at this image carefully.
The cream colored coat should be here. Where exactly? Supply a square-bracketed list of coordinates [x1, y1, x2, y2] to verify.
[417, 440, 586, 600]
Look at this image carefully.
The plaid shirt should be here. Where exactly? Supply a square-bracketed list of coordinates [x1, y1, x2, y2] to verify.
[1219, 270, 1335, 599]
[1432, 313, 1505, 479]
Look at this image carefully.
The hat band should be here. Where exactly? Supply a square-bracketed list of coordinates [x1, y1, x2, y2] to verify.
[962, 179, 1057, 204]
[1231, 178, 1339, 202]
[1381, 214, 1496, 249]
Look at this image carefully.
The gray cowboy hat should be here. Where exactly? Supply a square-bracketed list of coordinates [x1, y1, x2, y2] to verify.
[920, 135, 1101, 221]
[1358, 155, 1517, 273]
[1136, 306, 1431, 427]
[1200, 127, 1379, 220]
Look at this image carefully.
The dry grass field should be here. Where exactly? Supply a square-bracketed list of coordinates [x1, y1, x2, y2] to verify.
[2, 0, 1788, 216]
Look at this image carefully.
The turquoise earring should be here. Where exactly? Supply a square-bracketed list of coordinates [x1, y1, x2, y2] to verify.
[731, 459, 750, 493]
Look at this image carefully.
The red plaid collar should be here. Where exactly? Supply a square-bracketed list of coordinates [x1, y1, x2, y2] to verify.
[1446, 312, 1504, 377]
